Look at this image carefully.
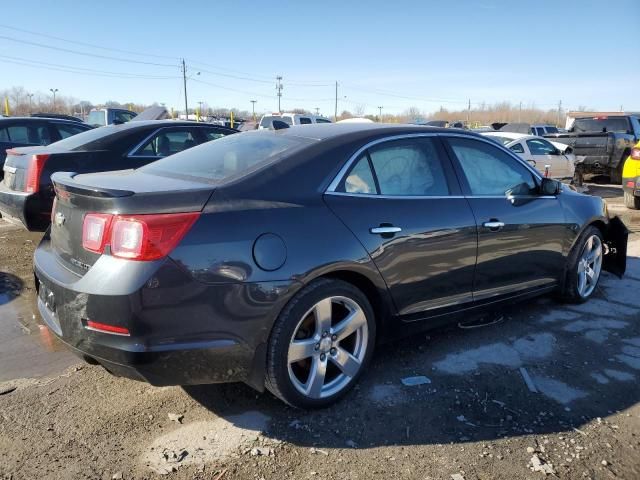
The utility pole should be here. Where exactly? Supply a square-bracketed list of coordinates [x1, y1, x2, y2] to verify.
[49, 88, 58, 111]
[276, 76, 283, 113]
[27, 93, 34, 114]
[466, 98, 471, 126]
[181, 59, 189, 120]
[315, 107, 320, 116]
[250, 100, 257, 121]
[557, 99, 562, 127]
[378, 106, 383, 122]
[518, 101, 522, 123]
[197, 101, 204, 122]
[334, 81, 338, 122]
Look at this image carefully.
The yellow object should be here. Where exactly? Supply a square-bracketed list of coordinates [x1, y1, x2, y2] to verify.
[4, 96, 9, 116]
[622, 140, 640, 179]
[170, 108, 175, 120]
[230, 111, 234, 129]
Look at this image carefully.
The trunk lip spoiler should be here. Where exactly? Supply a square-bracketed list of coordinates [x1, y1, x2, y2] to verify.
[52, 172, 134, 198]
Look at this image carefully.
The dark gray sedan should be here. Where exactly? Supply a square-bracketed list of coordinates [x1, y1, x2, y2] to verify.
[34, 124, 628, 408]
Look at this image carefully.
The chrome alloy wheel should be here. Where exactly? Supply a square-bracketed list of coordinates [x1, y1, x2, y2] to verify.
[577, 234, 603, 298]
[287, 296, 369, 399]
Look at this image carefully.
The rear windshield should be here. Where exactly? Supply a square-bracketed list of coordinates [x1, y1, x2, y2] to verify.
[573, 117, 630, 133]
[141, 131, 312, 183]
[47, 125, 121, 150]
[545, 126, 558, 133]
[87, 110, 106, 127]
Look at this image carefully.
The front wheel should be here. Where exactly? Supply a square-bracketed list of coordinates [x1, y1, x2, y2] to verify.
[624, 190, 640, 210]
[560, 226, 604, 303]
[265, 278, 375, 409]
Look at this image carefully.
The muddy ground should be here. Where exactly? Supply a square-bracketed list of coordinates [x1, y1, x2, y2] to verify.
[1, 182, 639, 480]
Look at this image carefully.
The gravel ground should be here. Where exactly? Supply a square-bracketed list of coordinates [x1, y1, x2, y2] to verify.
[1, 182, 639, 480]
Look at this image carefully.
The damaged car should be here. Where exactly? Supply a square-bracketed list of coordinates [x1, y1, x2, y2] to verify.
[34, 124, 628, 408]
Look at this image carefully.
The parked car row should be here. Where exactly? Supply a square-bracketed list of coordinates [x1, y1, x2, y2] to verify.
[0, 120, 236, 230]
[15, 122, 627, 408]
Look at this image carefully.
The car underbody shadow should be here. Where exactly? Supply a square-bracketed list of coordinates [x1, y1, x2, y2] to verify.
[0, 271, 24, 305]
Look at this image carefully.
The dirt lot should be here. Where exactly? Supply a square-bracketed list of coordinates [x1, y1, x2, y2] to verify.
[1, 182, 640, 480]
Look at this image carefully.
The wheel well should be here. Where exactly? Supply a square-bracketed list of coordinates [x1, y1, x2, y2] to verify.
[323, 270, 386, 326]
[589, 220, 606, 237]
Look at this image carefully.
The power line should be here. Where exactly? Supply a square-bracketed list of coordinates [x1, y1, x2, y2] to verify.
[0, 34, 177, 67]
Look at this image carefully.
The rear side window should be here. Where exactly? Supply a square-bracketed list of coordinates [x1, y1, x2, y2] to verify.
[142, 131, 311, 182]
[55, 123, 88, 139]
[448, 137, 536, 196]
[133, 130, 196, 157]
[299, 117, 312, 124]
[341, 155, 377, 194]
[509, 143, 525, 154]
[315, 118, 331, 124]
[4, 124, 51, 145]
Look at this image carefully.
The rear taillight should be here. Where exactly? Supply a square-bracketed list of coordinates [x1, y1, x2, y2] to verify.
[82, 213, 113, 253]
[86, 320, 130, 336]
[631, 148, 640, 160]
[81, 212, 199, 261]
[25, 154, 50, 193]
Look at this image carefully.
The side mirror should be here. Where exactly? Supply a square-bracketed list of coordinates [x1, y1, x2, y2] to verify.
[540, 177, 561, 195]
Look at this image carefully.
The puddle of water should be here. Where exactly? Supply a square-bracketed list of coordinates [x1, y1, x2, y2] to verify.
[0, 291, 77, 382]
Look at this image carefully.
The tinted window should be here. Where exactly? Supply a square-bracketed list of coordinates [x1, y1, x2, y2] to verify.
[55, 123, 88, 139]
[203, 129, 229, 141]
[6, 124, 51, 145]
[142, 131, 310, 183]
[448, 137, 536, 196]
[573, 117, 630, 133]
[315, 118, 331, 124]
[545, 126, 558, 133]
[509, 142, 525, 154]
[0, 128, 8, 142]
[133, 130, 196, 157]
[527, 139, 556, 155]
[299, 117, 312, 125]
[115, 111, 136, 123]
[340, 155, 377, 194]
[368, 138, 449, 196]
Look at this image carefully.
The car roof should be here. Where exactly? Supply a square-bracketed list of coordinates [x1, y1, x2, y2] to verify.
[272, 122, 461, 141]
[0, 116, 86, 125]
[92, 119, 236, 131]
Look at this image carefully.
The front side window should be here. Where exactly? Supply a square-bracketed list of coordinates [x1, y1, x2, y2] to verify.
[527, 139, 556, 155]
[448, 137, 537, 196]
[509, 142, 525, 154]
[368, 138, 449, 196]
[299, 117, 312, 125]
[133, 130, 196, 157]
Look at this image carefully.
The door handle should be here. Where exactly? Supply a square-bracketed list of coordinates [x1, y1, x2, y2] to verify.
[370, 226, 402, 235]
[482, 221, 505, 231]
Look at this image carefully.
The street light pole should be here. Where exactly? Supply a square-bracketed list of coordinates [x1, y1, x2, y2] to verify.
[27, 93, 34, 114]
[49, 88, 58, 111]
[250, 100, 257, 121]
[378, 106, 383, 122]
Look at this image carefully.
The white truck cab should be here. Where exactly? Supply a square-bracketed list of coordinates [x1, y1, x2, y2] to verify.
[258, 113, 332, 129]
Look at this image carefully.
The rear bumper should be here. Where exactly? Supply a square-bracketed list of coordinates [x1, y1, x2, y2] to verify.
[0, 182, 49, 230]
[33, 235, 298, 389]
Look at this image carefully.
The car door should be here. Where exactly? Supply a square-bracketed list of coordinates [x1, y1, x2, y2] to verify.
[443, 135, 568, 302]
[324, 135, 477, 318]
[526, 138, 571, 178]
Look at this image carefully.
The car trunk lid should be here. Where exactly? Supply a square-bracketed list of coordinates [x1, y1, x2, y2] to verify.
[50, 170, 214, 275]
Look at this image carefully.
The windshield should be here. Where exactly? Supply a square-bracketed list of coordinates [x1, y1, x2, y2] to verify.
[87, 110, 106, 127]
[573, 117, 630, 133]
[48, 125, 120, 150]
[142, 131, 312, 183]
[545, 126, 558, 133]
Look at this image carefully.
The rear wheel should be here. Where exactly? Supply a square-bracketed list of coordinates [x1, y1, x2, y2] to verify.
[560, 226, 604, 303]
[624, 190, 640, 210]
[265, 278, 375, 409]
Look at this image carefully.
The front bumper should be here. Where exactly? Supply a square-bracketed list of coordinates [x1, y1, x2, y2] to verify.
[0, 182, 48, 230]
[33, 235, 297, 388]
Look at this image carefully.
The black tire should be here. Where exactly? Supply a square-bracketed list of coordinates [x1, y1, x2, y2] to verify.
[265, 278, 376, 409]
[559, 226, 604, 304]
[624, 190, 640, 210]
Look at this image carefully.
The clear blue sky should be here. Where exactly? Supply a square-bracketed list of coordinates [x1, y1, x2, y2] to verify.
[1, 0, 638, 116]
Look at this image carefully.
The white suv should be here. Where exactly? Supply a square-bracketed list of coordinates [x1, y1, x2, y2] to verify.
[258, 113, 332, 129]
